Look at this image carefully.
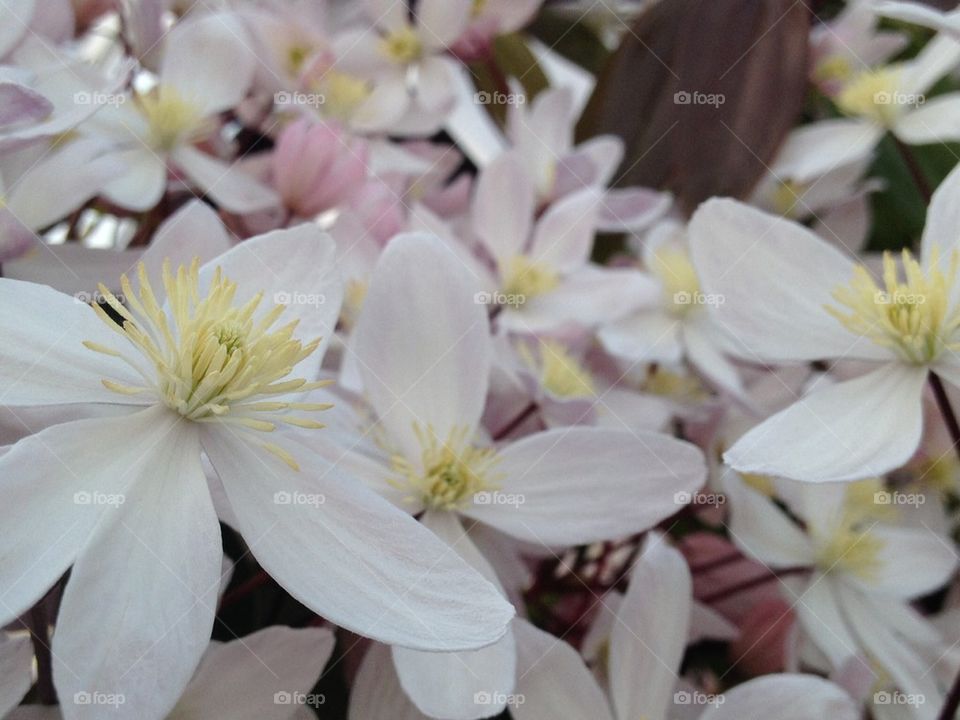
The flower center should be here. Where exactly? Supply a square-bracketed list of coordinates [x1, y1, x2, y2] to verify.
[389, 425, 501, 511]
[520, 340, 594, 399]
[825, 248, 960, 364]
[501, 255, 560, 301]
[651, 245, 700, 315]
[380, 26, 423, 64]
[84, 259, 331, 469]
[316, 71, 373, 122]
[813, 54, 854, 86]
[138, 85, 211, 152]
[835, 66, 904, 125]
[771, 179, 808, 217]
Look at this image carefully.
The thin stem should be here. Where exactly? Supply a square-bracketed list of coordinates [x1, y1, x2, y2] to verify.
[27, 604, 56, 705]
[698, 566, 808, 605]
[930, 373, 960, 462]
[893, 136, 933, 204]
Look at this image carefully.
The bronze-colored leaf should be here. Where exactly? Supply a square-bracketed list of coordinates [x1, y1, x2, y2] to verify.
[577, 0, 811, 215]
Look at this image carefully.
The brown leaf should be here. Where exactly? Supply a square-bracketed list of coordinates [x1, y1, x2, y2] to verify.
[577, 0, 811, 215]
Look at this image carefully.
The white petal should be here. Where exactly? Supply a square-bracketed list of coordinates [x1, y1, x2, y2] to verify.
[160, 12, 255, 116]
[0, 278, 149, 406]
[722, 471, 815, 568]
[349, 643, 430, 720]
[392, 513, 516, 720]
[682, 320, 746, 398]
[101, 149, 167, 212]
[724, 363, 927, 483]
[416, 0, 471, 48]
[921, 160, 960, 271]
[139, 200, 232, 296]
[689, 198, 887, 362]
[175, 626, 335, 719]
[900, 33, 960, 95]
[698, 674, 859, 720]
[796, 575, 860, 668]
[598, 309, 684, 365]
[464, 428, 705, 545]
[53, 417, 220, 720]
[610, 537, 689, 720]
[770, 119, 882, 183]
[863, 526, 957, 598]
[529, 187, 602, 274]
[352, 233, 490, 461]
[512, 619, 614, 720]
[203, 426, 513, 651]
[595, 187, 672, 233]
[0, 633, 33, 716]
[473, 151, 534, 268]
[875, 1, 960, 37]
[172, 146, 280, 214]
[893, 93, 960, 144]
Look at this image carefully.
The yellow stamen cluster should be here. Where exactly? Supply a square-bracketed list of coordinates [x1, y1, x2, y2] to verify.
[389, 425, 502, 511]
[826, 248, 960, 364]
[835, 66, 904, 125]
[85, 260, 331, 469]
[813, 480, 889, 581]
[137, 85, 212, 152]
[380, 26, 423, 64]
[771, 179, 807, 218]
[814, 54, 854, 85]
[519, 341, 595, 399]
[650, 245, 700, 315]
[316, 71, 373, 122]
[502, 255, 560, 300]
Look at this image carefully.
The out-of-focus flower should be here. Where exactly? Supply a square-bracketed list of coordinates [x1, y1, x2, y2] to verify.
[691, 168, 960, 482]
[271, 119, 368, 219]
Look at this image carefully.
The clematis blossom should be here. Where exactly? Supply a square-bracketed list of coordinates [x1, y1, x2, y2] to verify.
[0, 203, 513, 720]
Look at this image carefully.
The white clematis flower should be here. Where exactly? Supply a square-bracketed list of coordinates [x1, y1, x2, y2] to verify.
[690, 166, 960, 482]
[333, 232, 705, 719]
[0, 207, 513, 720]
[511, 535, 861, 720]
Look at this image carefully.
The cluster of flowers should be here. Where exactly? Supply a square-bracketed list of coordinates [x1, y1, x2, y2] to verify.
[1, 0, 960, 719]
